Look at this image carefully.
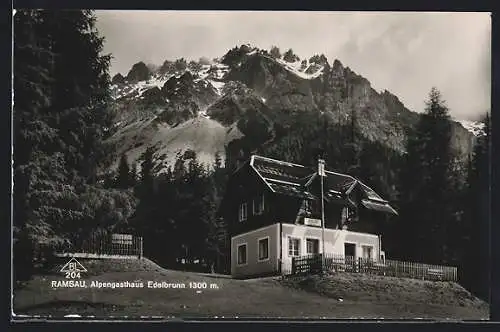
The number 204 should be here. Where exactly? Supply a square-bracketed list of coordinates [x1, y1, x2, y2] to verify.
[65, 271, 81, 279]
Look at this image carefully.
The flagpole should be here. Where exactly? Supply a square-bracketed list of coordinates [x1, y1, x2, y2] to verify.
[319, 159, 326, 272]
[321, 113, 327, 273]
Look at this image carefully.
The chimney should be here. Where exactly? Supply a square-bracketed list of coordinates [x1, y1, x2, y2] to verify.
[318, 158, 326, 177]
[311, 146, 326, 168]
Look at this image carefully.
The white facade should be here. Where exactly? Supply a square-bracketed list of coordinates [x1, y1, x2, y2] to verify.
[280, 223, 383, 274]
[231, 224, 280, 278]
[231, 222, 384, 278]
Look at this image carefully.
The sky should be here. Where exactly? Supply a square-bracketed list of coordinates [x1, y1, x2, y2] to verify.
[95, 11, 491, 120]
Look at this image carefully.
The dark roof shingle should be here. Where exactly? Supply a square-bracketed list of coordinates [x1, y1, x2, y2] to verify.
[248, 155, 397, 215]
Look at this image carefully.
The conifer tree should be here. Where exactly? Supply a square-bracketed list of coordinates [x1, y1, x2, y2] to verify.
[14, 10, 58, 250]
[461, 113, 490, 300]
[38, 10, 112, 184]
[14, 9, 113, 241]
[398, 87, 458, 264]
[116, 154, 131, 189]
[139, 147, 155, 195]
[207, 152, 230, 272]
[129, 162, 138, 187]
[13, 9, 117, 281]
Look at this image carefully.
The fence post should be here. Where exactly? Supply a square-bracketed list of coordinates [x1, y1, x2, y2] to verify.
[292, 257, 296, 275]
[138, 237, 143, 259]
[321, 253, 325, 274]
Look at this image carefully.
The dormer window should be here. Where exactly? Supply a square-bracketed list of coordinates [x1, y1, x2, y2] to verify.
[304, 200, 311, 213]
[304, 199, 320, 215]
[239, 202, 248, 222]
[253, 194, 265, 215]
[341, 207, 350, 224]
[341, 206, 358, 224]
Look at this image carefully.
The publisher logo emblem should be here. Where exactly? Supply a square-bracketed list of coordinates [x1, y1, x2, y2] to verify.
[60, 257, 87, 279]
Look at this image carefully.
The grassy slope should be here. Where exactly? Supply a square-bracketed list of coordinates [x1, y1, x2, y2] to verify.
[13, 258, 489, 320]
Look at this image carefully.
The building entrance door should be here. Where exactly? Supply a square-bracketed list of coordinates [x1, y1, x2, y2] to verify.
[344, 243, 357, 272]
[345, 242, 356, 257]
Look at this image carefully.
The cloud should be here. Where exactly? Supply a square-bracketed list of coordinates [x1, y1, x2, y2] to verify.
[95, 11, 490, 120]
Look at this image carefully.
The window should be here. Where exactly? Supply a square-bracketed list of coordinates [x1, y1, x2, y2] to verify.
[306, 238, 320, 255]
[345, 242, 356, 257]
[239, 202, 247, 222]
[304, 200, 311, 212]
[362, 245, 373, 261]
[304, 200, 320, 214]
[237, 244, 247, 265]
[341, 207, 349, 224]
[288, 237, 301, 257]
[258, 237, 269, 261]
[253, 194, 265, 215]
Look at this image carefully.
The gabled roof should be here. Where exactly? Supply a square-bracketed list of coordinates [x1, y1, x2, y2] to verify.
[307, 172, 398, 216]
[249, 155, 317, 199]
[243, 155, 397, 215]
[358, 182, 386, 203]
[361, 199, 398, 215]
[251, 155, 312, 185]
[266, 180, 317, 200]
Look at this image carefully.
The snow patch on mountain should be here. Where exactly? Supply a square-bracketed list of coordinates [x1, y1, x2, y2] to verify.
[275, 58, 324, 80]
[247, 49, 258, 56]
[457, 119, 485, 137]
[197, 65, 212, 80]
[209, 80, 225, 96]
[111, 61, 230, 101]
[111, 74, 172, 99]
[199, 108, 211, 119]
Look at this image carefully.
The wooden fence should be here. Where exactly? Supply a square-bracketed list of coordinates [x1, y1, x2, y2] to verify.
[290, 253, 457, 282]
[35, 233, 143, 260]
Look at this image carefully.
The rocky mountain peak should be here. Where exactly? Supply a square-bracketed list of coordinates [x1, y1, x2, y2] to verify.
[174, 58, 188, 72]
[126, 61, 151, 83]
[112, 73, 125, 85]
[283, 49, 300, 63]
[159, 59, 174, 75]
[221, 44, 257, 67]
[107, 44, 476, 173]
[331, 59, 344, 75]
[309, 54, 329, 66]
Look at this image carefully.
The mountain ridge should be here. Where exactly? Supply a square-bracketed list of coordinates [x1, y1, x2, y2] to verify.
[106, 44, 479, 173]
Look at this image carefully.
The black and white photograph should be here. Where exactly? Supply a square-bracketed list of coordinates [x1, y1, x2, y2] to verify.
[12, 10, 491, 320]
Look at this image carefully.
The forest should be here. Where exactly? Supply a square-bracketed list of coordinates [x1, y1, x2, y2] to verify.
[13, 9, 490, 302]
